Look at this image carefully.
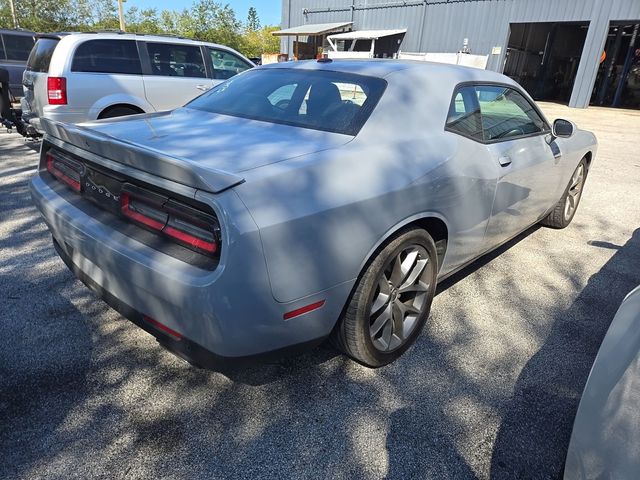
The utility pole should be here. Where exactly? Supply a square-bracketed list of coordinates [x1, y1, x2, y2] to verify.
[8, 0, 19, 29]
[117, 0, 126, 32]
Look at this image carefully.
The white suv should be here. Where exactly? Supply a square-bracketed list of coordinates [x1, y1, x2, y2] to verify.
[21, 32, 254, 133]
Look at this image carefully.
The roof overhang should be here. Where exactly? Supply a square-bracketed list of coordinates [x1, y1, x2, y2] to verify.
[272, 22, 353, 37]
[327, 29, 408, 41]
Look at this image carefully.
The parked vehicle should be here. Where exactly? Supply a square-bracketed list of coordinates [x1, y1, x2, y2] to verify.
[21, 32, 254, 135]
[30, 60, 597, 368]
[564, 285, 640, 479]
[0, 29, 35, 100]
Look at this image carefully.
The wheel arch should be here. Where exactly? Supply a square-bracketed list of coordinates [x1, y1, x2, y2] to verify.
[358, 213, 450, 277]
[88, 93, 153, 120]
[583, 151, 593, 169]
[98, 103, 145, 119]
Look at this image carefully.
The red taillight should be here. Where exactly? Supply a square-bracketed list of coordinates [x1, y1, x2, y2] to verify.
[47, 76, 67, 105]
[46, 151, 81, 192]
[120, 185, 219, 256]
[121, 192, 167, 230]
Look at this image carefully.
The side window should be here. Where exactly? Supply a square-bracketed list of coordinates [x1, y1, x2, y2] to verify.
[267, 84, 298, 110]
[0, 37, 5, 60]
[3, 34, 34, 61]
[72, 40, 141, 74]
[146, 43, 206, 78]
[445, 86, 483, 141]
[208, 48, 251, 80]
[476, 85, 547, 141]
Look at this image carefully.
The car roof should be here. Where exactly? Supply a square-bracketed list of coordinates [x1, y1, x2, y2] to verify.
[262, 59, 516, 85]
[47, 32, 235, 50]
[0, 28, 36, 36]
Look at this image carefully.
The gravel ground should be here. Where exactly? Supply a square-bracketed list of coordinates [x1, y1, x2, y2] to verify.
[1, 103, 639, 480]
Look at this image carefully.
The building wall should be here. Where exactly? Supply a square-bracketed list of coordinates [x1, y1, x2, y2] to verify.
[280, 0, 640, 108]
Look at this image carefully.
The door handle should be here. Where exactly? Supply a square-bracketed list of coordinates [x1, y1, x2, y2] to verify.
[196, 84, 211, 91]
[498, 155, 512, 167]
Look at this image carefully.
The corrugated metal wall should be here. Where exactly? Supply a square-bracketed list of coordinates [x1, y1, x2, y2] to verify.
[280, 0, 640, 107]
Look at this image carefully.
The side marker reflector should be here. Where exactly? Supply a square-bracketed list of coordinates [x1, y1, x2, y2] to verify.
[143, 315, 183, 341]
[283, 300, 325, 320]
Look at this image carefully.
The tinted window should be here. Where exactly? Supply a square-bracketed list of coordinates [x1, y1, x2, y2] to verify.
[446, 86, 483, 141]
[2, 34, 34, 61]
[476, 86, 547, 140]
[208, 48, 251, 80]
[72, 40, 141, 74]
[147, 43, 205, 78]
[187, 69, 386, 136]
[0, 38, 4, 60]
[447, 84, 548, 142]
[26, 38, 59, 72]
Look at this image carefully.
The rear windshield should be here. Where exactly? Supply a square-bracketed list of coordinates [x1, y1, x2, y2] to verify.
[26, 38, 59, 72]
[2, 34, 34, 61]
[186, 68, 387, 136]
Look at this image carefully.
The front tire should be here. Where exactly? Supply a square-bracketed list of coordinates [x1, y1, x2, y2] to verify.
[331, 228, 438, 367]
[540, 158, 588, 229]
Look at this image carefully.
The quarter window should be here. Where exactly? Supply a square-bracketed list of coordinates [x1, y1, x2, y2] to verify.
[72, 40, 142, 74]
[208, 48, 251, 80]
[445, 87, 483, 141]
[146, 43, 206, 78]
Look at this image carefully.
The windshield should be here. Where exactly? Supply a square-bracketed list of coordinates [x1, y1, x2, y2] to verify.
[186, 68, 387, 136]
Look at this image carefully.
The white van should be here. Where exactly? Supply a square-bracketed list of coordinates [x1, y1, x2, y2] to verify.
[21, 32, 254, 133]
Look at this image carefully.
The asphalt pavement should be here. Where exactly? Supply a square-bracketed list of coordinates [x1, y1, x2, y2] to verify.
[1, 103, 640, 479]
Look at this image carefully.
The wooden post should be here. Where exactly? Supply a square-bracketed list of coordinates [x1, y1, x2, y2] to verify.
[8, 0, 18, 29]
[295, 35, 299, 61]
[118, 0, 126, 32]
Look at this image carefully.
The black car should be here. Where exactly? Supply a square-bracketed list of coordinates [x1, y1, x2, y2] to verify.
[0, 29, 36, 100]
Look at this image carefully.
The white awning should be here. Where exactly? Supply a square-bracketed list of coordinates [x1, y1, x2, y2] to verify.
[272, 22, 353, 36]
[328, 29, 407, 41]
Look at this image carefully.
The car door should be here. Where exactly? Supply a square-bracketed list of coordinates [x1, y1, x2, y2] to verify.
[473, 85, 564, 247]
[443, 86, 502, 269]
[141, 41, 210, 111]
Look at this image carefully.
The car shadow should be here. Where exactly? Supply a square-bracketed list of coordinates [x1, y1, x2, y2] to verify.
[489, 228, 640, 478]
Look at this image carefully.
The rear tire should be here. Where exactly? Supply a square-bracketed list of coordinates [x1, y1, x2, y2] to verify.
[540, 158, 588, 229]
[331, 228, 438, 367]
[98, 105, 142, 119]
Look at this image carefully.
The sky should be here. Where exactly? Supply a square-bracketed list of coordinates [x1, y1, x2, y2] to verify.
[124, 0, 282, 27]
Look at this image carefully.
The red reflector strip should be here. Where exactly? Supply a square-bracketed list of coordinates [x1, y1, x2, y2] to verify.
[283, 300, 326, 320]
[121, 193, 166, 231]
[143, 315, 183, 341]
[46, 155, 81, 192]
[164, 225, 217, 254]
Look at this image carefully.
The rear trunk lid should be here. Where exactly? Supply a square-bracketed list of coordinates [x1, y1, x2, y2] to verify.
[42, 108, 352, 193]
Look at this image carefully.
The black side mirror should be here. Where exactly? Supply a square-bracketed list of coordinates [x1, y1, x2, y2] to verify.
[552, 118, 574, 138]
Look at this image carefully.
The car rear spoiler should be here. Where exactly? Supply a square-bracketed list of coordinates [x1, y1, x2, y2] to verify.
[40, 118, 245, 194]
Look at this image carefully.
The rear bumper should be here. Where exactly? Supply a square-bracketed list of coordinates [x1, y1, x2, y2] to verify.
[24, 106, 90, 134]
[52, 238, 325, 367]
[30, 172, 349, 362]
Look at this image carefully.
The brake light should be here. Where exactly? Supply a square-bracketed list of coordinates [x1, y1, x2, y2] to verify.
[46, 151, 82, 192]
[47, 76, 67, 105]
[121, 192, 167, 230]
[120, 185, 219, 256]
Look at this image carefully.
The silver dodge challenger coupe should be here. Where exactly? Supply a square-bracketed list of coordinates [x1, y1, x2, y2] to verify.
[30, 59, 597, 368]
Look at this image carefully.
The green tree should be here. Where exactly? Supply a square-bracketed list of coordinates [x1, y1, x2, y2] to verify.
[246, 6, 259, 32]
[241, 25, 280, 58]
